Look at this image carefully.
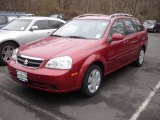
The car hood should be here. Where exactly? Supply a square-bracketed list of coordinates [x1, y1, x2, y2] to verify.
[19, 36, 98, 60]
[0, 30, 22, 41]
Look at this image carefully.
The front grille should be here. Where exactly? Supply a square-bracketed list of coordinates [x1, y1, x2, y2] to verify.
[17, 55, 44, 68]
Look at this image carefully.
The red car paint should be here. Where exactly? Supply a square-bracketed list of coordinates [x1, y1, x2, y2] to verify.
[8, 14, 148, 93]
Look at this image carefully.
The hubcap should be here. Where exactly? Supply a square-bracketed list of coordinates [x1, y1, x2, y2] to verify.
[88, 69, 101, 93]
[139, 50, 145, 65]
[1, 45, 15, 62]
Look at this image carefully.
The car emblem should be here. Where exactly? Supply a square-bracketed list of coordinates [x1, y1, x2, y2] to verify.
[24, 59, 28, 65]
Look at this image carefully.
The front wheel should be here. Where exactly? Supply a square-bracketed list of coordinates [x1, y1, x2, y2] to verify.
[0, 42, 18, 64]
[134, 48, 145, 67]
[81, 65, 102, 97]
[153, 28, 157, 33]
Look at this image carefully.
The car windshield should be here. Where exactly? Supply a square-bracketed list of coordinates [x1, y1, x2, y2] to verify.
[2, 19, 32, 31]
[144, 20, 156, 25]
[52, 19, 110, 40]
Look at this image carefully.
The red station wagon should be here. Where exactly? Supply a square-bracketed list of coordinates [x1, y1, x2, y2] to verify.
[8, 14, 148, 96]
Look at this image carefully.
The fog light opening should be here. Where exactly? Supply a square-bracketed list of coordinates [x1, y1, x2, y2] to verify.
[50, 85, 57, 90]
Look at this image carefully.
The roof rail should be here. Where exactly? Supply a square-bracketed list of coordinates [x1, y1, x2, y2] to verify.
[76, 14, 105, 18]
[110, 13, 133, 18]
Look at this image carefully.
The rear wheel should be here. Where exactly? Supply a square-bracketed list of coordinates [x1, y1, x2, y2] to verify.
[81, 65, 102, 97]
[0, 42, 18, 64]
[134, 48, 145, 67]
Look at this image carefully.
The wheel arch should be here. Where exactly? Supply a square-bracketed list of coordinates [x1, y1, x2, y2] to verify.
[141, 45, 146, 53]
[76, 54, 106, 88]
[0, 40, 20, 47]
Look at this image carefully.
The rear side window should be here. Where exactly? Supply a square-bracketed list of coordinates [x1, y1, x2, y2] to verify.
[109, 20, 127, 36]
[0, 16, 6, 25]
[132, 19, 144, 31]
[33, 20, 50, 30]
[49, 20, 64, 29]
[124, 19, 137, 34]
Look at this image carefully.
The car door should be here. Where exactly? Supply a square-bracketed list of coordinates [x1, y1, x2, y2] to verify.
[132, 19, 146, 59]
[106, 19, 130, 73]
[123, 19, 141, 62]
[27, 20, 53, 43]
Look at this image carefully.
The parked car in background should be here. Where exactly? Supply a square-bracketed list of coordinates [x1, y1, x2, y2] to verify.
[26, 14, 34, 17]
[8, 14, 148, 97]
[0, 17, 66, 64]
[0, 11, 28, 29]
[143, 20, 160, 32]
[50, 14, 64, 20]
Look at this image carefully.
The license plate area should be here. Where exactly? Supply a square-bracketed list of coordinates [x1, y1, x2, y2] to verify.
[16, 70, 28, 82]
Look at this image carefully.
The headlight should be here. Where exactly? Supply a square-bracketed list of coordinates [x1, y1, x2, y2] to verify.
[45, 56, 72, 69]
[11, 49, 18, 61]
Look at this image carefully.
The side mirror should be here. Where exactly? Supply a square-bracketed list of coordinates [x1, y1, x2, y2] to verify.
[112, 33, 124, 41]
[30, 26, 38, 31]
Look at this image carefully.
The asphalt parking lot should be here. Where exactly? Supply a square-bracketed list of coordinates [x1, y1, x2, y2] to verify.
[0, 33, 160, 120]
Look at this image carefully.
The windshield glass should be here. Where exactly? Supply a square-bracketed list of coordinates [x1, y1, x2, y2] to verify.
[52, 19, 110, 39]
[2, 19, 32, 31]
[144, 20, 156, 26]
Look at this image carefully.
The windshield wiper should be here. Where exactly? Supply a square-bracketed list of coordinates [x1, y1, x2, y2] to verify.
[51, 34, 65, 37]
[66, 35, 86, 39]
[2, 29, 11, 31]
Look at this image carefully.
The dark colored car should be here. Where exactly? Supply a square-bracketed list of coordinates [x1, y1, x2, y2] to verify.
[0, 11, 27, 29]
[143, 20, 160, 32]
[8, 13, 148, 97]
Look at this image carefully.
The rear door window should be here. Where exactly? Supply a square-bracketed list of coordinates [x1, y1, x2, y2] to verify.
[33, 20, 50, 30]
[0, 16, 6, 25]
[132, 19, 144, 31]
[123, 19, 137, 34]
[49, 20, 64, 29]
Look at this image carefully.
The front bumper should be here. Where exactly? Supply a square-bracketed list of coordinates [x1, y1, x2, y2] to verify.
[7, 60, 81, 93]
[147, 28, 154, 31]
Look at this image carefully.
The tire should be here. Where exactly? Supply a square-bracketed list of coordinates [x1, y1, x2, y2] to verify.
[134, 48, 145, 67]
[0, 42, 18, 65]
[153, 28, 157, 33]
[81, 65, 102, 97]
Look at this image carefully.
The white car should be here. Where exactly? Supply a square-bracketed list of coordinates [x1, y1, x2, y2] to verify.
[0, 17, 66, 64]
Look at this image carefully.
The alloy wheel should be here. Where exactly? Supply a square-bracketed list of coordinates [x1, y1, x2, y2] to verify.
[87, 69, 101, 93]
[1, 45, 15, 62]
[139, 50, 145, 65]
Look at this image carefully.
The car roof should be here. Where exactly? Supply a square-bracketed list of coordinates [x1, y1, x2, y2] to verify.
[19, 16, 66, 23]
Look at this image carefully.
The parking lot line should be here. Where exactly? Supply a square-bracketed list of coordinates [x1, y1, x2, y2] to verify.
[0, 88, 65, 120]
[129, 80, 160, 120]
